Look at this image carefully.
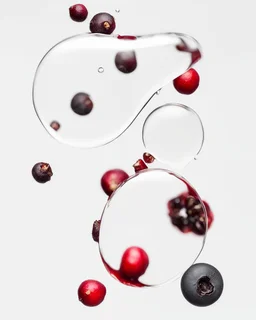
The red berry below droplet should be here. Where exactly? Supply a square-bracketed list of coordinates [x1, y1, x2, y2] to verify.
[69, 4, 88, 22]
[115, 51, 137, 74]
[32, 162, 53, 183]
[120, 246, 149, 280]
[90, 12, 116, 34]
[78, 280, 106, 307]
[143, 152, 155, 164]
[101, 169, 129, 196]
[173, 69, 200, 95]
[71, 92, 93, 116]
[133, 159, 148, 173]
[50, 121, 60, 131]
[92, 220, 101, 242]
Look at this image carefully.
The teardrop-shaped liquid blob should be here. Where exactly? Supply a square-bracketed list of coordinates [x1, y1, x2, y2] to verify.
[142, 104, 204, 169]
[32, 33, 202, 148]
[99, 169, 207, 287]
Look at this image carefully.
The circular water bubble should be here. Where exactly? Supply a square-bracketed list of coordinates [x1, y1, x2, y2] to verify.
[32, 33, 201, 148]
[99, 169, 207, 287]
[115, 9, 120, 13]
[98, 67, 104, 73]
[142, 103, 204, 169]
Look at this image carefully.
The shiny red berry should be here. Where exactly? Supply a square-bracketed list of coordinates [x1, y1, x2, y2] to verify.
[78, 280, 106, 307]
[69, 4, 88, 22]
[133, 159, 148, 173]
[117, 35, 137, 40]
[32, 162, 53, 183]
[71, 92, 93, 116]
[120, 246, 149, 280]
[115, 51, 137, 74]
[50, 121, 60, 131]
[90, 13, 116, 34]
[143, 152, 155, 164]
[173, 69, 200, 95]
[101, 169, 129, 196]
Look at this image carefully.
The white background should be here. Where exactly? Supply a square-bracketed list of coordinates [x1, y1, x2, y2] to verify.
[0, 0, 254, 319]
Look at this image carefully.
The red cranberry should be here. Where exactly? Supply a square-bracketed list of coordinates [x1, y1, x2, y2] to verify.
[78, 280, 106, 307]
[92, 220, 101, 243]
[133, 159, 148, 173]
[115, 51, 137, 74]
[69, 4, 88, 22]
[90, 13, 116, 34]
[173, 69, 200, 95]
[143, 152, 155, 164]
[120, 246, 149, 280]
[117, 35, 137, 40]
[32, 162, 53, 183]
[101, 169, 129, 196]
[50, 121, 60, 131]
[71, 92, 93, 116]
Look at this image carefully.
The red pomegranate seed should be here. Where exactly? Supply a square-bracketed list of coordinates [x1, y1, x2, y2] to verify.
[50, 121, 60, 131]
[78, 280, 106, 307]
[120, 246, 149, 280]
[92, 220, 101, 243]
[133, 159, 148, 173]
[173, 69, 200, 95]
[143, 152, 155, 164]
[101, 169, 129, 196]
[69, 4, 88, 22]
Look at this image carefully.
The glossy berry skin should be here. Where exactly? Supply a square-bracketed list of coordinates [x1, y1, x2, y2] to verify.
[92, 220, 101, 242]
[181, 263, 224, 307]
[69, 4, 88, 22]
[90, 13, 116, 34]
[143, 152, 155, 164]
[115, 51, 137, 74]
[78, 280, 106, 307]
[133, 159, 148, 173]
[50, 121, 60, 131]
[32, 162, 53, 183]
[71, 92, 93, 116]
[120, 246, 149, 280]
[173, 69, 200, 95]
[101, 169, 129, 196]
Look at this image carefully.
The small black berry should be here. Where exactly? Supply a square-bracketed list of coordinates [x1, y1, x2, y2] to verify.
[92, 220, 101, 242]
[32, 162, 53, 183]
[69, 4, 88, 22]
[90, 12, 116, 34]
[115, 51, 137, 74]
[71, 92, 93, 116]
[181, 263, 224, 307]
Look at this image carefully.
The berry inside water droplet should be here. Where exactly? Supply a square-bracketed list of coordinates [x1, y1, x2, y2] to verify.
[99, 169, 207, 287]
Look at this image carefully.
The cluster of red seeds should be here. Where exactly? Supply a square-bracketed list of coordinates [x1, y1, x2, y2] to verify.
[168, 192, 214, 235]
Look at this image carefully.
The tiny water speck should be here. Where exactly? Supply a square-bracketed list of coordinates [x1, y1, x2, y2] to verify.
[115, 9, 120, 13]
[98, 67, 104, 73]
[156, 89, 161, 95]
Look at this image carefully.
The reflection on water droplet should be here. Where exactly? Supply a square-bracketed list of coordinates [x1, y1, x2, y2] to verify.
[115, 9, 120, 13]
[98, 67, 104, 73]
[156, 89, 161, 95]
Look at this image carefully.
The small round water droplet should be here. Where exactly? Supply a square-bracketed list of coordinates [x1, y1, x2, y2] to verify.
[115, 9, 120, 13]
[156, 89, 161, 95]
[98, 67, 104, 73]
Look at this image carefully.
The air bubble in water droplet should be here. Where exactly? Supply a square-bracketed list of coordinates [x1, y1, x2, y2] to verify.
[32, 33, 202, 148]
[99, 168, 207, 287]
[115, 9, 120, 13]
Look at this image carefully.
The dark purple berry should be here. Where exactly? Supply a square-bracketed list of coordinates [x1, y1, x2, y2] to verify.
[115, 51, 137, 74]
[32, 162, 53, 183]
[90, 12, 116, 34]
[92, 220, 101, 242]
[69, 4, 88, 22]
[181, 263, 224, 307]
[50, 121, 61, 131]
[71, 92, 93, 116]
